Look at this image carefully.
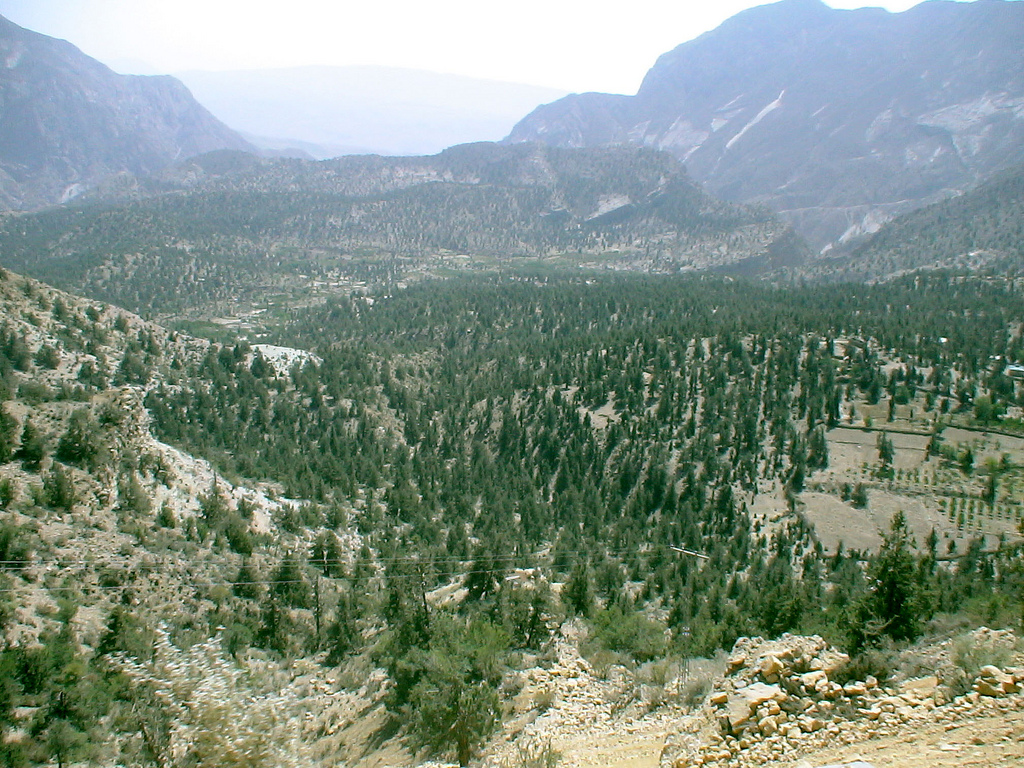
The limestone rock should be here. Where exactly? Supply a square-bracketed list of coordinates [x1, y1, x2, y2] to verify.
[758, 654, 785, 682]
[974, 666, 1019, 696]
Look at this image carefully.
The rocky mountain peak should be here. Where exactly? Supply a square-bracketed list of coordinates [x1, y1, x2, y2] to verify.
[0, 14, 254, 211]
[507, 0, 1024, 251]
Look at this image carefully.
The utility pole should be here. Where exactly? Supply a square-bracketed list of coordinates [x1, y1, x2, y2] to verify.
[314, 575, 322, 645]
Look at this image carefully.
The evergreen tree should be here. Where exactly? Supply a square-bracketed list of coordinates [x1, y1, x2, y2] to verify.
[325, 590, 358, 665]
[0, 408, 18, 463]
[43, 465, 76, 511]
[16, 418, 45, 471]
[851, 511, 922, 649]
[233, 559, 263, 601]
[563, 561, 594, 617]
[876, 433, 895, 469]
[270, 556, 312, 609]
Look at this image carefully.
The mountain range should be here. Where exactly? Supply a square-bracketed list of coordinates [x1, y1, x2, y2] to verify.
[1, 1, 1023, 292]
[0, 143, 800, 318]
[805, 160, 1024, 281]
[0, 14, 253, 211]
[507, 0, 1024, 250]
[0, 3, 1023, 763]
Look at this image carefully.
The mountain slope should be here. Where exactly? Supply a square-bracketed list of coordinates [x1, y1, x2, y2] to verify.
[0, 143, 803, 317]
[507, 0, 1024, 250]
[1, 263, 1023, 766]
[803, 161, 1024, 282]
[0, 14, 254, 211]
[175, 66, 569, 158]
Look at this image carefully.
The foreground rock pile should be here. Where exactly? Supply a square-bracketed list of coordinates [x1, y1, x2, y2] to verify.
[661, 631, 1024, 768]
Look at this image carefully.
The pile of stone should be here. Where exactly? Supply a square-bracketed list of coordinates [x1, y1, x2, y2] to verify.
[662, 632, 1024, 768]
[974, 664, 1022, 697]
[712, 634, 854, 740]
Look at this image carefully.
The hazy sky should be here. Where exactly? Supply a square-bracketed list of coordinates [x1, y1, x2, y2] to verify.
[0, 0, 982, 94]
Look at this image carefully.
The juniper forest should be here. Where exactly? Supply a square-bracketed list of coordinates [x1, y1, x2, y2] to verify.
[0, 260, 1023, 765]
[2, 1, 1024, 763]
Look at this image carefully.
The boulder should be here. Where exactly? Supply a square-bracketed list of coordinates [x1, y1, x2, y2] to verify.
[844, 681, 868, 696]
[800, 670, 828, 691]
[739, 682, 787, 708]
[900, 676, 938, 697]
[721, 683, 786, 734]
[974, 666, 1019, 696]
[758, 715, 779, 736]
[758, 654, 785, 682]
[728, 653, 748, 673]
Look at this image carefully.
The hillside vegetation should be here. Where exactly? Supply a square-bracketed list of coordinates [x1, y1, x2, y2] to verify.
[0, 267, 1022, 765]
[805, 163, 1024, 282]
[0, 144, 799, 320]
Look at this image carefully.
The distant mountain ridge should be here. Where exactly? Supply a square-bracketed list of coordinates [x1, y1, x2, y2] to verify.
[0, 143, 803, 316]
[507, 0, 1024, 250]
[0, 14, 253, 210]
[174, 66, 569, 158]
[802, 161, 1024, 282]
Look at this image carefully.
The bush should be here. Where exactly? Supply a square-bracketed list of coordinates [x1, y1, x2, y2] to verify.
[0, 478, 16, 508]
[499, 738, 561, 768]
[532, 685, 555, 713]
[116, 473, 152, 516]
[591, 605, 667, 663]
[679, 674, 713, 710]
[831, 646, 897, 686]
[110, 627, 310, 767]
[43, 465, 76, 511]
[952, 632, 1015, 681]
[55, 409, 107, 471]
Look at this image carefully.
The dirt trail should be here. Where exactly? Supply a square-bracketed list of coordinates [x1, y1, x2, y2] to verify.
[776, 708, 1024, 768]
[550, 702, 1024, 768]
[566, 729, 664, 768]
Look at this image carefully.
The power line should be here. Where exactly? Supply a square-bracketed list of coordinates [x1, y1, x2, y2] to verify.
[0, 541, 714, 595]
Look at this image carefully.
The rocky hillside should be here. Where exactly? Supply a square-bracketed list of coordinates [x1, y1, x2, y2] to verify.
[465, 627, 1024, 768]
[507, 0, 1024, 251]
[1, 264, 1023, 766]
[659, 629, 1024, 768]
[0, 143, 802, 318]
[801, 161, 1024, 282]
[0, 15, 253, 211]
[0, 268, 367, 764]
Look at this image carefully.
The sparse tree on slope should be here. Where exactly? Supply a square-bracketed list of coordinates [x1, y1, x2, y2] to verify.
[111, 627, 309, 768]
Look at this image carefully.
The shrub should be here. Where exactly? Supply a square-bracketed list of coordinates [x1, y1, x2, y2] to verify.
[532, 685, 555, 713]
[831, 646, 897, 686]
[110, 627, 309, 767]
[592, 605, 667, 663]
[499, 738, 561, 768]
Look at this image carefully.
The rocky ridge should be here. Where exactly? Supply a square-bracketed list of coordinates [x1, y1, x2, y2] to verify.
[660, 628, 1023, 768]
[507, 0, 1024, 251]
[0, 14, 253, 211]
